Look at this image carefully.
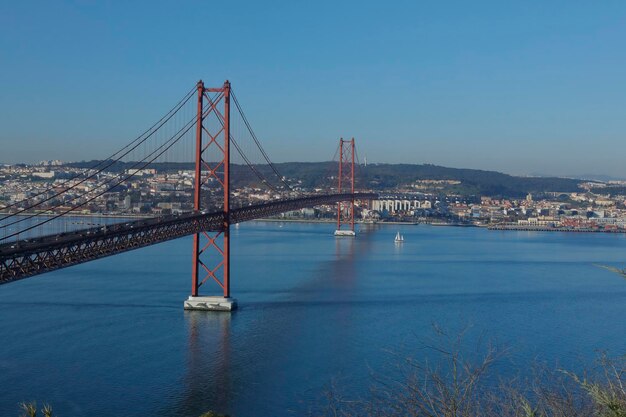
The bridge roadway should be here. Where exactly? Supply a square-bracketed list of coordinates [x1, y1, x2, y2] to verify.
[0, 192, 377, 285]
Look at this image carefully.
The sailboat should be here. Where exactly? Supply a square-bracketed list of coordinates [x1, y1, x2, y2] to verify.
[394, 231, 404, 243]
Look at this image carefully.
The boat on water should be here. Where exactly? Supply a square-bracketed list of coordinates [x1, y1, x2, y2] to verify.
[394, 231, 404, 243]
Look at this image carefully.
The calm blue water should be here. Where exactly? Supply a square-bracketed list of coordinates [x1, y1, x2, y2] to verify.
[1, 222, 625, 416]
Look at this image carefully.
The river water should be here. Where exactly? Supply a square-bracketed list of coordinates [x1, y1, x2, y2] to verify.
[1, 222, 625, 416]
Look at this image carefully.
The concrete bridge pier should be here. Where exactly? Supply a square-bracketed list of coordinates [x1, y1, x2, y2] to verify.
[184, 296, 238, 311]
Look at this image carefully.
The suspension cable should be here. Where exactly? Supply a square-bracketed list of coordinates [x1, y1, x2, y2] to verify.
[230, 135, 280, 194]
[0, 85, 196, 223]
[1, 100, 208, 242]
[231, 90, 292, 191]
[316, 143, 341, 196]
[204, 93, 281, 194]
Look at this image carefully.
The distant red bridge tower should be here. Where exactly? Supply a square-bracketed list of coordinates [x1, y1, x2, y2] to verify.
[334, 137, 356, 237]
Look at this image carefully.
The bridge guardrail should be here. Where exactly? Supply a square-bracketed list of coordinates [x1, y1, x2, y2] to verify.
[0, 192, 377, 284]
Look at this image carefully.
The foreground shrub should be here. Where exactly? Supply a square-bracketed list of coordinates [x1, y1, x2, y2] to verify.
[311, 327, 625, 417]
[18, 402, 53, 417]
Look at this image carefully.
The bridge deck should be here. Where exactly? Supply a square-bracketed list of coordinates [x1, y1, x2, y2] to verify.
[0, 193, 376, 285]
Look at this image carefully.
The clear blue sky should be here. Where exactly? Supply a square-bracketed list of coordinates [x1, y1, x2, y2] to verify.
[1, 1, 626, 178]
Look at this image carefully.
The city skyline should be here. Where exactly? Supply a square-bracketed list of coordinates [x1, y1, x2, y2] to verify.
[2, 1, 626, 177]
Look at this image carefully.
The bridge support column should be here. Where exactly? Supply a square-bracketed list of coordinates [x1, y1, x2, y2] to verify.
[184, 296, 237, 311]
[334, 137, 356, 237]
[185, 79, 237, 311]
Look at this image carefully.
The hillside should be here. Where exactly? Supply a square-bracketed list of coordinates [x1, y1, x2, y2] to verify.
[270, 162, 583, 197]
[64, 160, 583, 198]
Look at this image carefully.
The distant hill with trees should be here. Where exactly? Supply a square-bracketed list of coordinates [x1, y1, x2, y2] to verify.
[64, 160, 584, 198]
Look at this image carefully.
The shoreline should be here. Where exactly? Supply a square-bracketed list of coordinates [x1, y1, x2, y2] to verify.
[253, 218, 475, 227]
[253, 218, 421, 225]
[256, 218, 626, 234]
[488, 225, 626, 234]
[3, 211, 623, 234]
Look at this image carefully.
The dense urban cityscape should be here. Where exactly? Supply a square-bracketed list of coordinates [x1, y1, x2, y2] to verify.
[3, 160, 626, 233]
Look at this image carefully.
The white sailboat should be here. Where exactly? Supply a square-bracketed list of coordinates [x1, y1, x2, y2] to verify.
[394, 231, 404, 243]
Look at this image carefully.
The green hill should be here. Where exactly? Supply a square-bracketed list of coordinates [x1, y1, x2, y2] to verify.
[64, 160, 583, 198]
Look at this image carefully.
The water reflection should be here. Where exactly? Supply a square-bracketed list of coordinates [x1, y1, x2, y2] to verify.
[176, 312, 233, 416]
[163, 230, 375, 416]
[334, 234, 355, 259]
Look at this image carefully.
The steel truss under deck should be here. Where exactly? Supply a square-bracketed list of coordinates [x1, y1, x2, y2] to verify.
[0, 193, 377, 285]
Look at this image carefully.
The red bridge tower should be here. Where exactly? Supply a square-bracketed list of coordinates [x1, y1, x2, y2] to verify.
[184, 80, 237, 311]
[334, 137, 356, 237]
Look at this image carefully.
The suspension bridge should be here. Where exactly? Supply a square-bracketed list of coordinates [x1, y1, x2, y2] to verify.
[0, 80, 376, 310]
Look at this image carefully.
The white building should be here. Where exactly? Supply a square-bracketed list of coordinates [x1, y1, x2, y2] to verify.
[371, 198, 432, 213]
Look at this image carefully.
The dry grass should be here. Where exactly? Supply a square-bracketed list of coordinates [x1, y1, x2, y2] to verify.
[310, 326, 626, 417]
[16, 327, 625, 417]
[18, 402, 53, 417]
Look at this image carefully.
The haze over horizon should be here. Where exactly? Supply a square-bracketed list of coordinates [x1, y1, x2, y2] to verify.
[2, 1, 626, 178]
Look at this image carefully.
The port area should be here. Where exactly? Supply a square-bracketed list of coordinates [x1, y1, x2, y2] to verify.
[183, 296, 238, 311]
[488, 225, 626, 233]
[334, 229, 356, 237]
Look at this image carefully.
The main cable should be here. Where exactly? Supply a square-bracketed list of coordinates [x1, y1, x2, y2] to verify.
[230, 135, 280, 194]
[318, 143, 341, 196]
[1, 99, 208, 242]
[204, 93, 281, 194]
[231, 90, 292, 191]
[0, 85, 196, 223]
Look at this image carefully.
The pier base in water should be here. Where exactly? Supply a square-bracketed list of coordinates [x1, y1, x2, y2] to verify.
[334, 230, 356, 237]
[184, 296, 238, 311]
